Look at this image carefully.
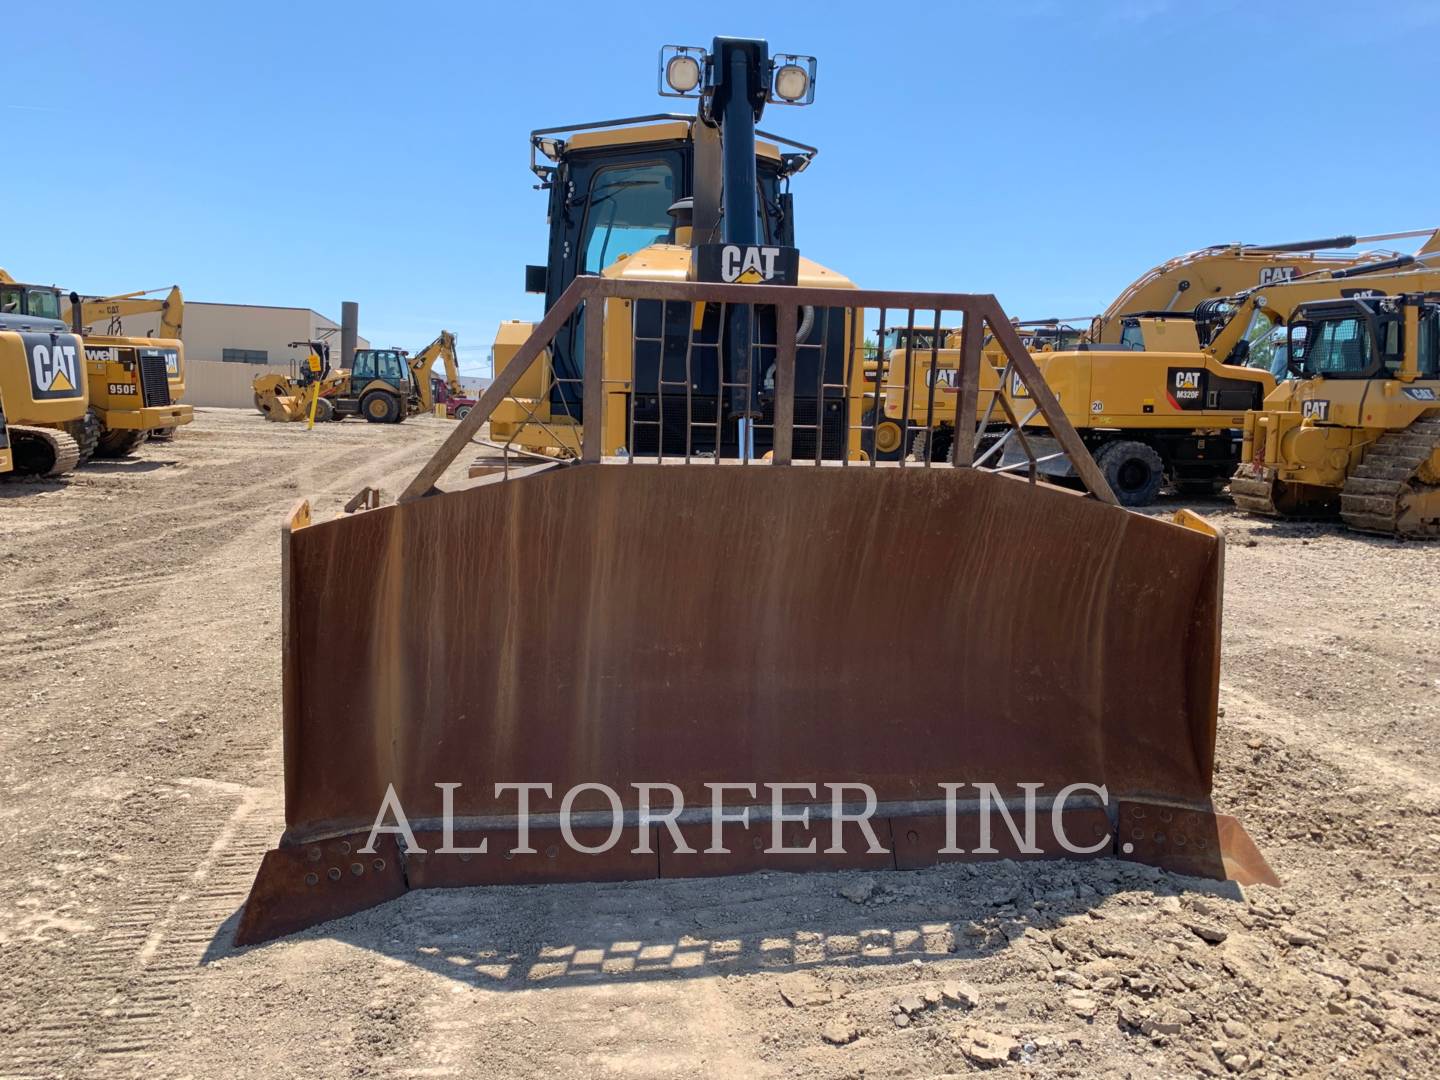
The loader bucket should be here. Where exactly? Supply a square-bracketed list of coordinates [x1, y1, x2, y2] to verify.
[236, 280, 1275, 946]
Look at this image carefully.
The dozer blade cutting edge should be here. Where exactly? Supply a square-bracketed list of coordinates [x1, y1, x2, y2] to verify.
[235, 279, 1276, 947]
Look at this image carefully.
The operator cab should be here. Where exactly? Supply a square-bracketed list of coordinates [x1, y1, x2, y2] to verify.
[0, 281, 68, 333]
[351, 348, 410, 390]
[1287, 296, 1440, 380]
[526, 117, 813, 415]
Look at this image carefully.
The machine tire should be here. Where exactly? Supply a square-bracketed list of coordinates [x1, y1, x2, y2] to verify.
[455, 405, 472, 420]
[315, 397, 336, 423]
[361, 391, 400, 424]
[1094, 439, 1165, 507]
[94, 427, 148, 458]
[860, 408, 904, 462]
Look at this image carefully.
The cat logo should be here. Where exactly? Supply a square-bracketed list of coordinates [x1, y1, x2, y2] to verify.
[1402, 387, 1437, 402]
[1301, 399, 1330, 421]
[721, 245, 778, 283]
[1010, 371, 1030, 398]
[163, 349, 181, 377]
[23, 333, 84, 399]
[925, 368, 958, 389]
[1259, 266, 1298, 286]
[694, 243, 800, 286]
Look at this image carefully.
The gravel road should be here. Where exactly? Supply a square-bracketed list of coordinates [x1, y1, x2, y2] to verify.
[1, 408, 1436, 1079]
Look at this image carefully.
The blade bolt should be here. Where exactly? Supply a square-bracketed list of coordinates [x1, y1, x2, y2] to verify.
[328, 867, 342, 881]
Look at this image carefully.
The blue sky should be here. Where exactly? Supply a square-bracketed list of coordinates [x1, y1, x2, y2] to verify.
[11, 1, 1439, 376]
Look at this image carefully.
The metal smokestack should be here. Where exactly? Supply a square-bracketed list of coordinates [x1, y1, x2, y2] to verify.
[341, 301, 359, 370]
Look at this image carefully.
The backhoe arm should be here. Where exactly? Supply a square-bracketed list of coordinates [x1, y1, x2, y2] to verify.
[407, 330, 460, 411]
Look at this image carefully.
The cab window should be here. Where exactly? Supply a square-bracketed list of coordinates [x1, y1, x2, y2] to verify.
[1420, 311, 1439, 377]
[0, 286, 20, 314]
[1307, 317, 1371, 375]
[580, 162, 677, 273]
[25, 288, 60, 320]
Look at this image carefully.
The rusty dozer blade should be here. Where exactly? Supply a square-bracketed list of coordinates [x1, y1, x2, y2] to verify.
[235, 281, 1275, 947]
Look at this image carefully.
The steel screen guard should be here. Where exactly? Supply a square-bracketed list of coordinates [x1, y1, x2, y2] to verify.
[234, 274, 1276, 946]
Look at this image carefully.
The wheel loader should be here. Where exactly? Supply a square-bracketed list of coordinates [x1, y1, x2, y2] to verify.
[1232, 291, 1440, 536]
[235, 37, 1274, 947]
[0, 275, 91, 477]
[64, 286, 189, 444]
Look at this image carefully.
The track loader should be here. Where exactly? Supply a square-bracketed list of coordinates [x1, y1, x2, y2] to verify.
[0, 274, 90, 477]
[235, 38, 1274, 947]
[1232, 292, 1440, 536]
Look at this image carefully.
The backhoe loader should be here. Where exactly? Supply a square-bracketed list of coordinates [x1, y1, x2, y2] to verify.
[0, 272, 91, 477]
[64, 286, 189, 444]
[1232, 292, 1440, 536]
[235, 37, 1272, 947]
[260, 331, 464, 423]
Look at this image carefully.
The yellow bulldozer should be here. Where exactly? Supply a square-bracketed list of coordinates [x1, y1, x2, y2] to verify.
[235, 38, 1275, 946]
[0, 274, 92, 477]
[63, 286, 190, 446]
[1232, 291, 1440, 536]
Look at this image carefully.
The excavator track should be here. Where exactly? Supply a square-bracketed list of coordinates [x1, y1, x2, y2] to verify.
[1339, 416, 1440, 538]
[6, 425, 81, 479]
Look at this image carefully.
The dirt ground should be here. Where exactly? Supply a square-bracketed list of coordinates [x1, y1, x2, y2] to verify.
[1, 408, 1437, 1079]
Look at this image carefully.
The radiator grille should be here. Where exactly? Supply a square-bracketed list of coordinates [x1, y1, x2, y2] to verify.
[138, 353, 172, 407]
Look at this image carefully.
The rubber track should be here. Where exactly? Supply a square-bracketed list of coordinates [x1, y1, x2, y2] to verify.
[7, 424, 81, 478]
[1339, 416, 1440, 538]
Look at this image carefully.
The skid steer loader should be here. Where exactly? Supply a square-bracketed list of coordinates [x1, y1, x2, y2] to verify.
[235, 37, 1275, 947]
[1232, 291, 1440, 535]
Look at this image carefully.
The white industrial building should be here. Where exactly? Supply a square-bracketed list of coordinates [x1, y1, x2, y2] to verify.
[96, 302, 371, 408]
[98, 301, 369, 368]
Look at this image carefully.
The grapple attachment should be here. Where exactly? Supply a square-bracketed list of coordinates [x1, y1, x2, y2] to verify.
[236, 280, 1275, 946]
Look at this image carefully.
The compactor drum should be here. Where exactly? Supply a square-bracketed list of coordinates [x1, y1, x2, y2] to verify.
[236, 38, 1274, 946]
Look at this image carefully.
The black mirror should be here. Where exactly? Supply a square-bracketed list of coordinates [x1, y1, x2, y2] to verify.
[525, 265, 548, 294]
[777, 192, 795, 247]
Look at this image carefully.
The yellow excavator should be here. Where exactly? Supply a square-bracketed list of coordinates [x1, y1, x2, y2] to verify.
[867, 232, 1440, 467]
[1085, 229, 1440, 347]
[1232, 291, 1440, 536]
[63, 286, 189, 445]
[234, 37, 1273, 946]
[0, 274, 90, 476]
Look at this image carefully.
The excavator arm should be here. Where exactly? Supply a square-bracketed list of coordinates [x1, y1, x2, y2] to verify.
[406, 330, 460, 412]
[1090, 229, 1440, 345]
[1195, 257, 1440, 368]
[63, 286, 183, 339]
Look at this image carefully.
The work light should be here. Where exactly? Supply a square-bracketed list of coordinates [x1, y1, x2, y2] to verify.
[659, 45, 707, 97]
[768, 54, 817, 105]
